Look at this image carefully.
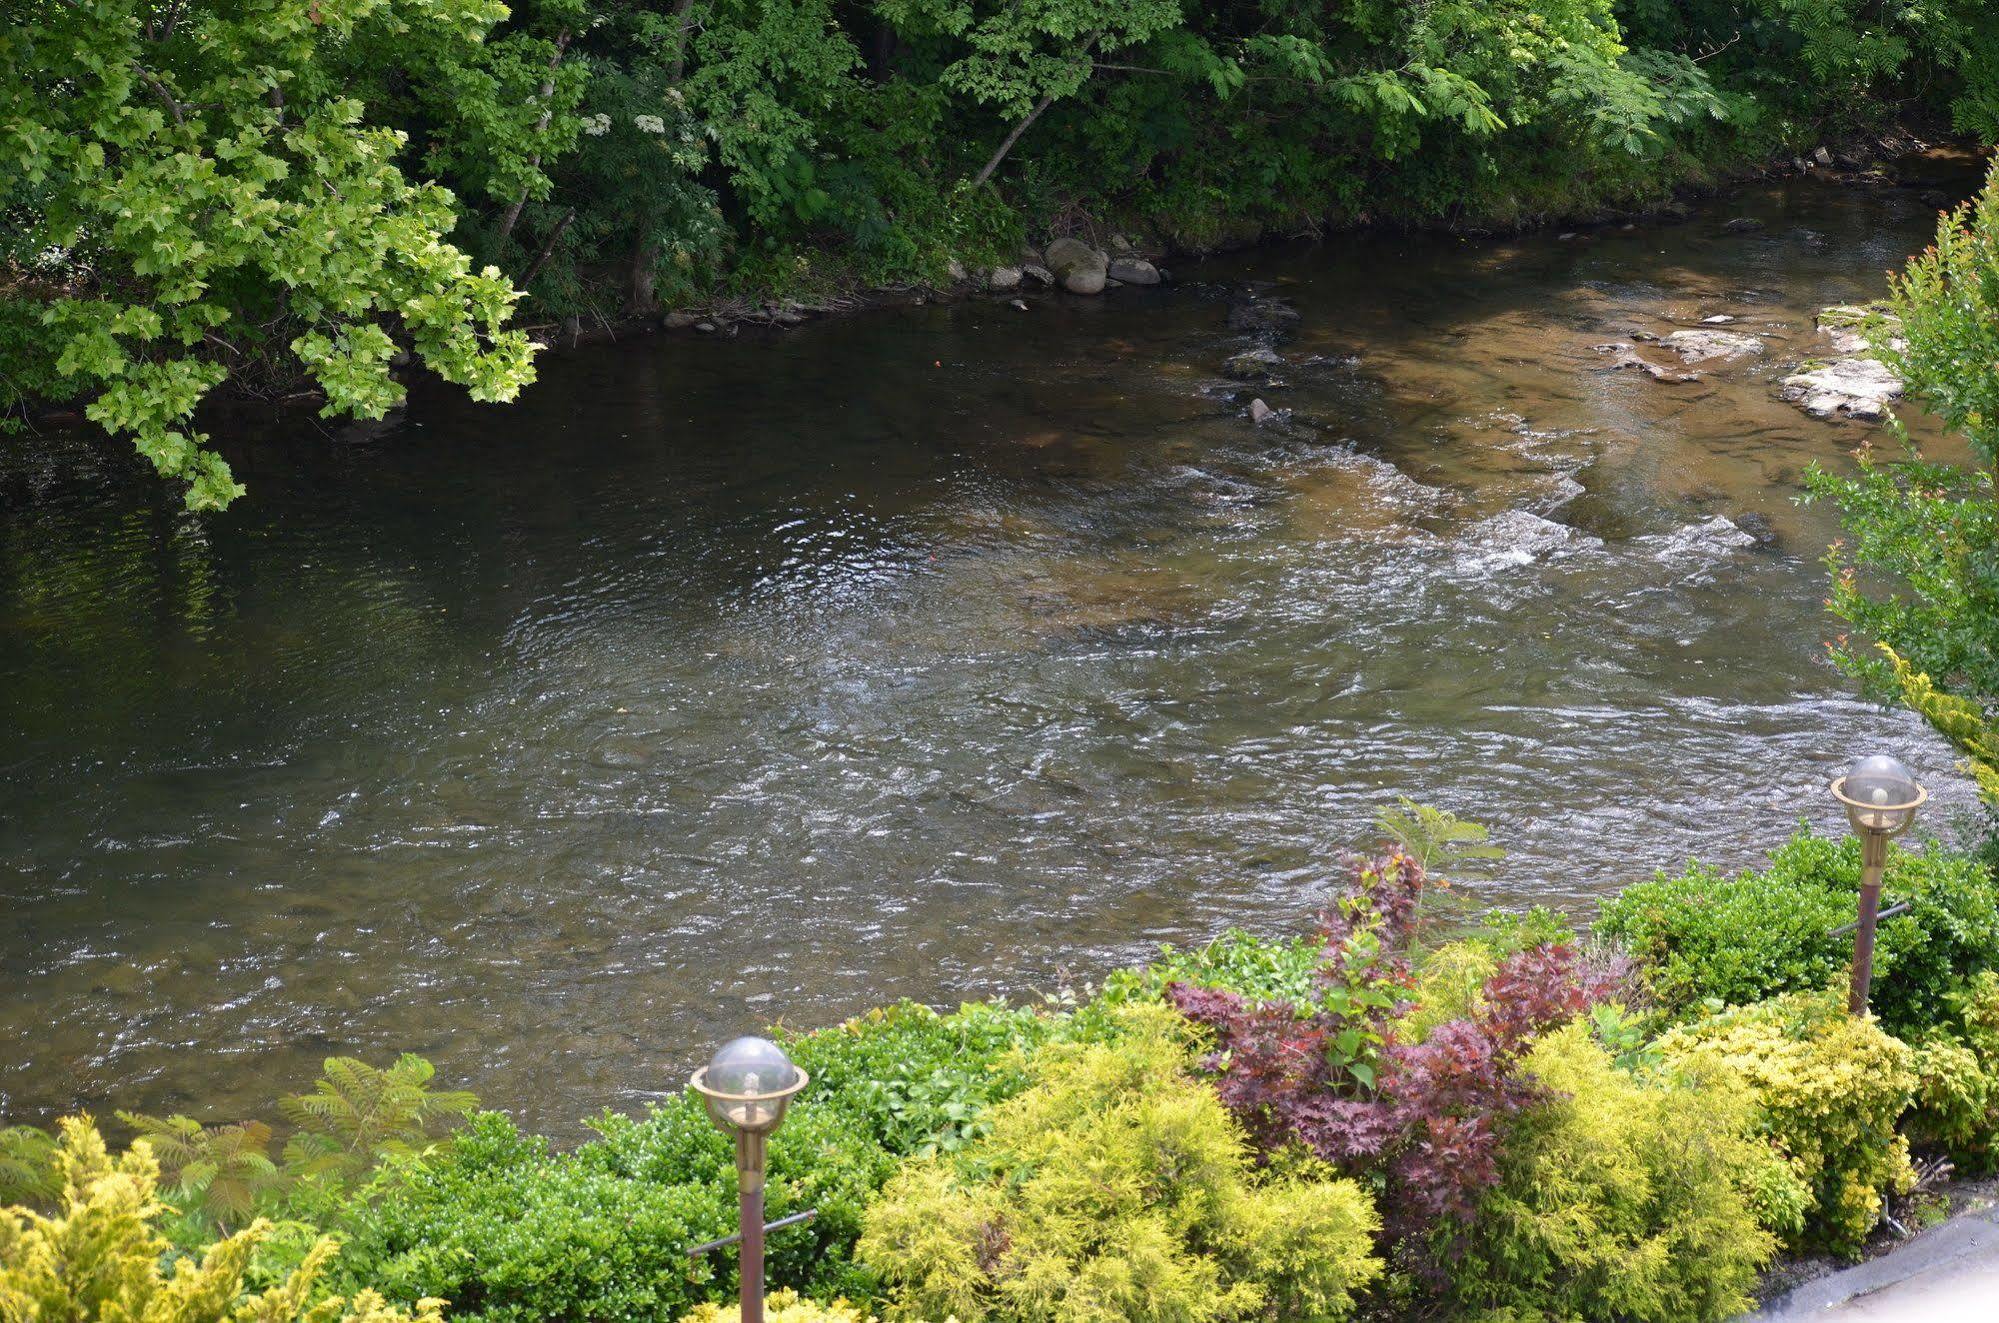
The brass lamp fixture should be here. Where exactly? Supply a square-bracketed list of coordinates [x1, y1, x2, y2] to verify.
[1830, 753, 1927, 1015]
[689, 1036, 809, 1323]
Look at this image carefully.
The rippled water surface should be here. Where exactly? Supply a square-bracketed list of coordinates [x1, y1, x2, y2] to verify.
[1, 174, 1985, 1131]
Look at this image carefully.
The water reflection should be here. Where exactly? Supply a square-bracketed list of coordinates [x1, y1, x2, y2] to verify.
[0, 175, 1981, 1134]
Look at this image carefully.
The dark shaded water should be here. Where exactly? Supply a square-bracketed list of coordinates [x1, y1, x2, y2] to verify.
[1, 175, 1983, 1133]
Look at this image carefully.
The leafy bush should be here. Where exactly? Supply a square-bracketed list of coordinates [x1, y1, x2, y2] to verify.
[1451, 1022, 1786, 1323]
[1168, 854, 1629, 1265]
[1906, 971, 1999, 1171]
[1597, 829, 1999, 1037]
[1656, 992, 1917, 1257]
[0, 1116, 439, 1323]
[335, 1000, 1063, 1319]
[857, 1003, 1382, 1322]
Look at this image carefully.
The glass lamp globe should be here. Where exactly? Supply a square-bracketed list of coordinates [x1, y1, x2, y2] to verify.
[698, 1036, 803, 1134]
[1834, 753, 1925, 835]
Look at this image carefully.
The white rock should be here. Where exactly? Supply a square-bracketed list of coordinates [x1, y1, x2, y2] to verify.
[1779, 359, 1903, 420]
[1662, 329, 1764, 364]
[989, 266, 1023, 291]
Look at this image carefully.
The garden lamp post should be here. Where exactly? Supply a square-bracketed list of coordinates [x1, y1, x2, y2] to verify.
[690, 1036, 808, 1323]
[1831, 753, 1926, 1015]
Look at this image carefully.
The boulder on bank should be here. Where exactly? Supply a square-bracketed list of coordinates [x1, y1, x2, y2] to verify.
[1045, 237, 1110, 295]
[1108, 257, 1162, 286]
[989, 266, 1024, 292]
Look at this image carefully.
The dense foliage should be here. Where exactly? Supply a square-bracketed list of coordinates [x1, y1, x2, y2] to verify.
[1167, 853, 1628, 1269]
[857, 1003, 1382, 1322]
[1, 0, 541, 509]
[1451, 1022, 1784, 1323]
[0, 1117, 443, 1323]
[8, 821, 1999, 1321]
[8, 0, 1998, 506]
[1657, 991, 1917, 1257]
[1807, 160, 1999, 826]
[331, 1001, 1062, 1320]
[1598, 828, 1999, 1037]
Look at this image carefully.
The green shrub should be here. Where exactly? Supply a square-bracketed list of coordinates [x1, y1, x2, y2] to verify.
[0, 1117, 437, 1323]
[335, 1001, 1063, 1319]
[1656, 992, 1917, 1257]
[857, 1003, 1382, 1322]
[1597, 829, 1999, 1036]
[1451, 1022, 1785, 1322]
[1906, 971, 1999, 1172]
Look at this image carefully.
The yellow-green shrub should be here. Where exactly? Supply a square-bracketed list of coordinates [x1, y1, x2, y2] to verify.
[1657, 991, 1916, 1257]
[857, 1004, 1382, 1322]
[0, 1117, 439, 1323]
[679, 1290, 882, 1323]
[1396, 941, 1498, 1043]
[1451, 1022, 1784, 1323]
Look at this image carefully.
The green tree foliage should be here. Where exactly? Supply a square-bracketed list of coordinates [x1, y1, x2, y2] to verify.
[12, 0, 1997, 510]
[856, 1003, 1383, 1323]
[1451, 1021, 1785, 1323]
[0, 1, 540, 510]
[1808, 163, 1999, 818]
[0, 1116, 442, 1323]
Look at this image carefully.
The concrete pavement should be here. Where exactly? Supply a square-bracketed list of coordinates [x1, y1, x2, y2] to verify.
[1747, 1200, 1999, 1320]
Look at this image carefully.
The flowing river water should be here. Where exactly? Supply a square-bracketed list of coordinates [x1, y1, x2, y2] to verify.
[0, 170, 1987, 1134]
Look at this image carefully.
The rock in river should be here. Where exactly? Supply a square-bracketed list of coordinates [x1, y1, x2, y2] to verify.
[1223, 346, 1285, 381]
[1227, 289, 1302, 339]
[1044, 237, 1109, 295]
[1662, 329, 1764, 364]
[1779, 358, 1903, 420]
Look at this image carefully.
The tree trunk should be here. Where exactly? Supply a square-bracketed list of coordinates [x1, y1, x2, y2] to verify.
[493, 31, 573, 257]
[624, 226, 659, 316]
[972, 94, 1054, 188]
[668, 0, 700, 82]
[519, 208, 577, 290]
[970, 33, 1099, 189]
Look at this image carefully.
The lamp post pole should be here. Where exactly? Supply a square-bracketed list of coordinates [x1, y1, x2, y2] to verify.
[689, 1037, 808, 1323]
[1848, 828, 1889, 1015]
[737, 1131, 766, 1323]
[1830, 754, 1926, 1017]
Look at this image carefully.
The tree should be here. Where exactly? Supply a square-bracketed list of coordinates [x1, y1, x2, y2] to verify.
[872, 0, 1184, 186]
[0, 1, 540, 510]
[1807, 161, 1999, 813]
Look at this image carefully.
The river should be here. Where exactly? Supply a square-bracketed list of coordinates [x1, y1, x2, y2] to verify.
[0, 170, 1983, 1134]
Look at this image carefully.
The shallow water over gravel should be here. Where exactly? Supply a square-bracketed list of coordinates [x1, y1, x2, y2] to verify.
[0, 172, 1984, 1133]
